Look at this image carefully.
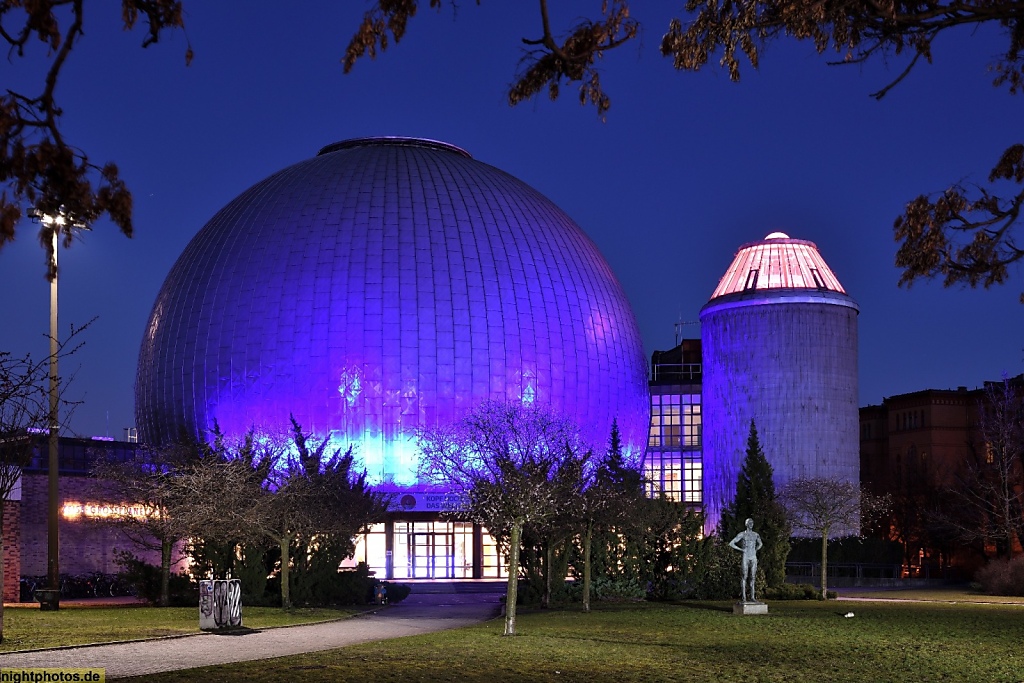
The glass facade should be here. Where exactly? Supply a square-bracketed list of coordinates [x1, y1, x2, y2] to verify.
[646, 389, 702, 504]
[344, 520, 507, 580]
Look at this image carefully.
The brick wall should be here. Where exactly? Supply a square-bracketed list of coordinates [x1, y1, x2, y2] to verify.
[3, 501, 20, 602]
[20, 473, 166, 579]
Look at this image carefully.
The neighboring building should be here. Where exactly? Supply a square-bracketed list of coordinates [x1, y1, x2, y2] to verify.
[700, 232, 860, 531]
[859, 378, 1023, 576]
[13, 435, 150, 600]
[134, 137, 651, 580]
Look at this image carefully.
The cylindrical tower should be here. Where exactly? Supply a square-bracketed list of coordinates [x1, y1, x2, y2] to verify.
[700, 232, 859, 530]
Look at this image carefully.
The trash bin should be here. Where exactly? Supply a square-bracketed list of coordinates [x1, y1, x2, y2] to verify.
[199, 579, 242, 630]
[33, 588, 60, 611]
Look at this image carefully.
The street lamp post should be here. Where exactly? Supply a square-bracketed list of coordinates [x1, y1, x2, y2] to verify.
[47, 223, 59, 609]
[32, 209, 86, 611]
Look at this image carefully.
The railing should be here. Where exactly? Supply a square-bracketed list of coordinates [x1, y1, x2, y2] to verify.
[786, 562, 903, 587]
[786, 561, 964, 586]
[651, 363, 702, 382]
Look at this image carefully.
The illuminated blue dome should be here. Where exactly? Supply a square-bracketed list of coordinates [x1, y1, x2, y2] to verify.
[135, 137, 649, 483]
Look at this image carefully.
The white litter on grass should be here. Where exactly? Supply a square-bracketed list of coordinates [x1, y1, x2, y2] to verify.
[843, 612, 855, 618]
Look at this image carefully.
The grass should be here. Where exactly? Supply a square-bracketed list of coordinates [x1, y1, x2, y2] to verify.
[837, 586, 1024, 603]
[123, 599, 1024, 683]
[0, 605, 360, 652]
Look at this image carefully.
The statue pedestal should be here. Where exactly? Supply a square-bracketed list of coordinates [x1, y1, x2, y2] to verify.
[733, 601, 768, 615]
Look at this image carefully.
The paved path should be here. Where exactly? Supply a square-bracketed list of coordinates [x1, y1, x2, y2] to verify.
[0, 591, 504, 680]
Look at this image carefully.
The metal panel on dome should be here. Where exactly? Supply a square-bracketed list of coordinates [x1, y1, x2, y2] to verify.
[135, 138, 649, 484]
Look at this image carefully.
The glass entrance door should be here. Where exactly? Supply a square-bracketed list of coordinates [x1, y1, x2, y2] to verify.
[411, 532, 454, 578]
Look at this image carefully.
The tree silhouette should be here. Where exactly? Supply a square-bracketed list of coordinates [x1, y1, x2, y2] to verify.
[344, 1, 1024, 295]
[781, 477, 888, 599]
[718, 420, 790, 588]
[418, 400, 589, 635]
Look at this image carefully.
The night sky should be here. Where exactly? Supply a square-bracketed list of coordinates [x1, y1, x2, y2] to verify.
[1, 3, 1021, 439]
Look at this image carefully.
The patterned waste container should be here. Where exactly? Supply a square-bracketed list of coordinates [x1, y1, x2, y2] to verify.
[199, 579, 242, 630]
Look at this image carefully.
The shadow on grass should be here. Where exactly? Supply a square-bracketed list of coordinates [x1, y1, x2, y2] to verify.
[672, 601, 733, 613]
[207, 627, 263, 636]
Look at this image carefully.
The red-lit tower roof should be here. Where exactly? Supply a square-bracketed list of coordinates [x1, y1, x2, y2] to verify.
[708, 232, 847, 301]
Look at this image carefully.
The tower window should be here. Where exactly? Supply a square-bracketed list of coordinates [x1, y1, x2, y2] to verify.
[809, 268, 824, 288]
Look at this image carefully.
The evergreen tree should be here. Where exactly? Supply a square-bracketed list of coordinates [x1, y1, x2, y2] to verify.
[718, 420, 791, 588]
[578, 419, 647, 609]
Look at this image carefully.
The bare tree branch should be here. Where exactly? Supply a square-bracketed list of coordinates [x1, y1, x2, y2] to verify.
[937, 377, 1024, 557]
[0, 1, 189, 275]
[418, 400, 590, 635]
[894, 144, 1024, 300]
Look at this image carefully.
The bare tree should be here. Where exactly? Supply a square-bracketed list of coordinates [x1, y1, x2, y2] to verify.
[135, 421, 388, 609]
[780, 477, 889, 599]
[90, 438, 207, 606]
[418, 400, 590, 636]
[259, 418, 389, 608]
[940, 377, 1024, 558]
[0, 416, 36, 641]
[170, 430, 279, 576]
[0, 328, 85, 639]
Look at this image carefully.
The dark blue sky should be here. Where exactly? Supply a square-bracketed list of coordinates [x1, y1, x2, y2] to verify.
[1, 3, 1021, 438]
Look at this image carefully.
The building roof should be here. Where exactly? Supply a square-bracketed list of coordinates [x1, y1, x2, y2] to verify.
[708, 232, 848, 301]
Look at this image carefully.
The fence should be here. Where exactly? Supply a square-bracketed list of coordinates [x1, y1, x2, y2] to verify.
[786, 562, 906, 588]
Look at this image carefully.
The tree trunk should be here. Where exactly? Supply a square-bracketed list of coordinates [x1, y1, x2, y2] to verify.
[583, 521, 592, 613]
[542, 541, 553, 609]
[1011, 497, 1024, 559]
[159, 537, 172, 607]
[504, 520, 522, 636]
[1003, 480, 1015, 559]
[1, 507, 5, 643]
[820, 530, 828, 600]
[280, 535, 292, 609]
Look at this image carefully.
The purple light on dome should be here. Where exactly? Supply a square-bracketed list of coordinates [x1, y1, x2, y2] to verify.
[136, 137, 650, 484]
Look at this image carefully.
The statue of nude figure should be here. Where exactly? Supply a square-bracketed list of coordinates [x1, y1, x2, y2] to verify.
[728, 518, 764, 602]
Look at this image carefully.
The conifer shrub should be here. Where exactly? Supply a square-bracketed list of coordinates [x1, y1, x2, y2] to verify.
[975, 555, 1024, 596]
[114, 550, 198, 606]
[763, 582, 832, 600]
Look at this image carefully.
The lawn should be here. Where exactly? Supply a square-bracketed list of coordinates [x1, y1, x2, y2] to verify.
[125, 599, 1024, 683]
[838, 586, 1024, 604]
[0, 605, 360, 652]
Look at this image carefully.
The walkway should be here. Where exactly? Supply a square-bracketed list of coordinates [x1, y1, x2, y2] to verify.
[0, 589, 504, 680]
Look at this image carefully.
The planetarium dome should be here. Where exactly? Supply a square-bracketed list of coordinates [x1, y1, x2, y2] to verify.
[135, 137, 649, 484]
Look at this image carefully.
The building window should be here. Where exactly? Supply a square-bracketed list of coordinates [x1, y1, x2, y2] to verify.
[646, 389, 702, 505]
[809, 268, 824, 288]
[644, 453, 702, 504]
[648, 394, 701, 449]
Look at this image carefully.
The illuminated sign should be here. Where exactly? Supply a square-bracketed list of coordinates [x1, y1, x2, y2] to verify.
[381, 488, 467, 513]
[62, 502, 157, 521]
